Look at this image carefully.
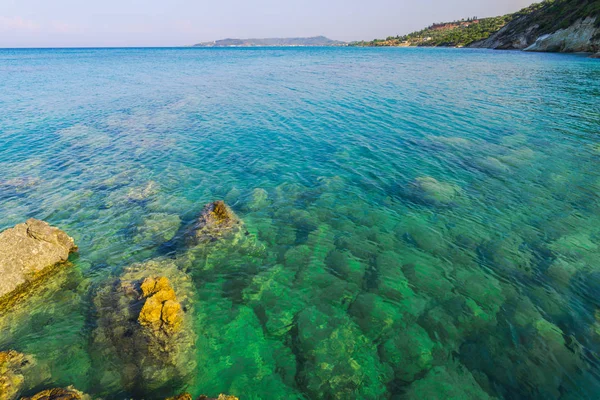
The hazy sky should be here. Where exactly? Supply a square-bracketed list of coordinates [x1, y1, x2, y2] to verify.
[1, 0, 534, 47]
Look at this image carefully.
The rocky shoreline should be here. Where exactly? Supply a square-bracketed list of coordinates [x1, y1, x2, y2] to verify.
[0, 202, 244, 400]
[469, 16, 600, 57]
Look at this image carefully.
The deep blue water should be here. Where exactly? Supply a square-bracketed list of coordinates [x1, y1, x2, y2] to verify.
[1, 47, 600, 399]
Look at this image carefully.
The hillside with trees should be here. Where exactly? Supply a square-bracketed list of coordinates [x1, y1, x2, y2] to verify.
[352, 0, 600, 49]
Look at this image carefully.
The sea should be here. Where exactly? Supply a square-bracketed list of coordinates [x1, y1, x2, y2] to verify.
[1, 47, 600, 399]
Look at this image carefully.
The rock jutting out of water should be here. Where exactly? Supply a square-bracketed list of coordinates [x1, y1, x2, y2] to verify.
[0, 219, 77, 313]
[187, 201, 245, 245]
[91, 259, 197, 395]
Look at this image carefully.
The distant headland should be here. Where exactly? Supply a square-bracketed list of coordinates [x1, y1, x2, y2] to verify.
[193, 36, 347, 47]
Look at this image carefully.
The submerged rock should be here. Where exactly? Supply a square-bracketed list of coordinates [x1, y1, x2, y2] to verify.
[474, 156, 511, 175]
[403, 364, 493, 400]
[0, 219, 77, 312]
[0, 350, 36, 400]
[187, 201, 245, 245]
[247, 188, 269, 211]
[92, 259, 196, 393]
[134, 212, 181, 245]
[127, 181, 159, 201]
[404, 176, 463, 206]
[21, 386, 90, 400]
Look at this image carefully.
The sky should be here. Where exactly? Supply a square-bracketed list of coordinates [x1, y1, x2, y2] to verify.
[1, 0, 535, 47]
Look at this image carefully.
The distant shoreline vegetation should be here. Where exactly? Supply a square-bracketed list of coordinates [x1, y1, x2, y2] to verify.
[193, 36, 347, 47]
[350, 15, 512, 48]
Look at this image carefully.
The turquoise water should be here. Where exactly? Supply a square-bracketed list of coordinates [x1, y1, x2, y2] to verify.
[1, 47, 600, 399]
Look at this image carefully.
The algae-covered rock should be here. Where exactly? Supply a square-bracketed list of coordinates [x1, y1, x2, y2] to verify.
[194, 297, 299, 398]
[92, 259, 196, 394]
[134, 213, 181, 245]
[247, 188, 269, 211]
[0, 219, 77, 312]
[394, 213, 449, 256]
[400, 249, 454, 302]
[380, 324, 436, 382]
[478, 234, 535, 277]
[21, 386, 90, 400]
[244, 265, 304, 337]
[403, 364, 493, 399]
[0, 350, 36, 400]
[127, 180, 160, 201]
[187, 201, 245, 245]
[349, 293, 401, 341]
[404, 176, 464, 206]
[296, 306, 392, 399]
[474, 156, 511, 175]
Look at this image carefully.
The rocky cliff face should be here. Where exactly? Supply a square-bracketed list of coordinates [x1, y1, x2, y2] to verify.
[469, 5, 600, 54]
[525, 17, 599, 52]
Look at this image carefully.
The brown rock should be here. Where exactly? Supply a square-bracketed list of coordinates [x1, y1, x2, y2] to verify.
[138, 276, 182, 334]
[21, 386, 90, 400]
[591, 52, 600, 59]
[188, 201, 243, 244]
[0, 350, 35, 400]
[91, 259, 197, 393]
[0, 219, 77, 312]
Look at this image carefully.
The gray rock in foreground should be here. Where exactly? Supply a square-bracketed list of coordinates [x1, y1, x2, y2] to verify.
[0, 219, 77, 310]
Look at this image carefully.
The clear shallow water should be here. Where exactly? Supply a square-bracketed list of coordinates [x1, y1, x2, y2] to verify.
[1, 47, 600, 399]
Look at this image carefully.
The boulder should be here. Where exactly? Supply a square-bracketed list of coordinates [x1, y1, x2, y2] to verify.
[0, 350, 35, 400]
[92, 259, 196, 393]
[591, 52, 600, 59]
[187, 201, 245, 245]
[21, 386, 90, 400]
[0, 219, 77, 312]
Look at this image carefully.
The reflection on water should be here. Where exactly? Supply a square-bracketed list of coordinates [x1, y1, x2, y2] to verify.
[1, 47, 600, 399]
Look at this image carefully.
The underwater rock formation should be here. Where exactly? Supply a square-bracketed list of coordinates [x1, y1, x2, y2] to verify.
[92, 259, 196, 394]
[181, 200, 266, 275]
[295, 305, 392, 399]
[403, 364, 493, 399]
[0, 350, 36, 400]
[126, 181, 159, 202]
[187, 201, 245, 245]
[21, 386, 90, 400]
[404, 176, 464, 206]
[0, 219, 77, 312]
[134, 212, 181, 246]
